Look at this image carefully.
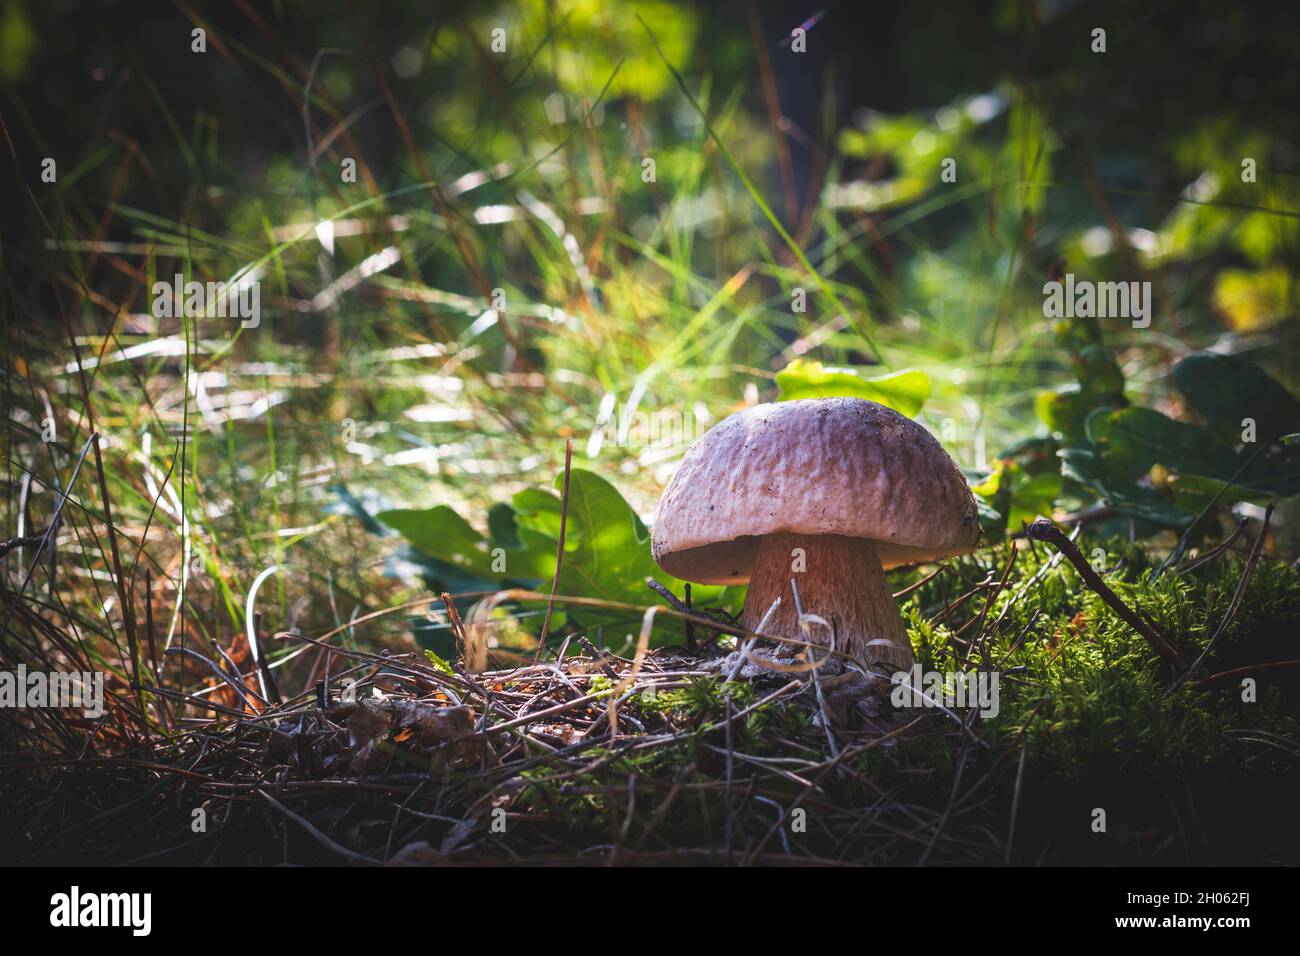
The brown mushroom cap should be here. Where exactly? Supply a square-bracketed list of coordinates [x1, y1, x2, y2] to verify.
[651, 397, 981, 584]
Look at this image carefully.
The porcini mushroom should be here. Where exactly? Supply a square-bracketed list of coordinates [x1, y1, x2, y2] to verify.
[651, 397, 980, 672]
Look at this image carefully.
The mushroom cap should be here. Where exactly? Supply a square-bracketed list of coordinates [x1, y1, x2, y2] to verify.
[651, 397, 981, 584]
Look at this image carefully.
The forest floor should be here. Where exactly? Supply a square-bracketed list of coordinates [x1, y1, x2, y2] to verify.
[4, 529, 1298, 867]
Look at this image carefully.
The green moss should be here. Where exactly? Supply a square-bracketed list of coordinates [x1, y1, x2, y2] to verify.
[895, 536, 1300, 785]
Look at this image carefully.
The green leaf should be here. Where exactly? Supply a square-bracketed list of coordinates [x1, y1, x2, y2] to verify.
[775, 359, 930, 416]
[968, 462, 1012, 539]
[378, 471, 733, 648]
[377, 506, 496, 577]
[1058, 447, 1194, 527]
[486, 502, 521, 548]
[1173, 352, 1300, 443]
[378, 504, 553, 584]
[1166, 473, 1275, 513]
[1083, 405, 1300, 496]
[516, 469, 733, 642]
[1007, 471, 1063, 529]
[1085, 407, 1238, 482]
[556, 470, 722, 600]
[1238, 445, 1300, 497]
[970, 459, 1062, 535]
[512, 486, 569, 541]
[997, 435, 1061, 475]
[423, 647, 455, 675]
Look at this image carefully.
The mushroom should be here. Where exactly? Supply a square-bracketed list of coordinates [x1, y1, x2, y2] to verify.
[651, 397, 980, 672]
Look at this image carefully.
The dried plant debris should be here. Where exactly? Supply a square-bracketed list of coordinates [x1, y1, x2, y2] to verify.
[3, 532, 1299, 867]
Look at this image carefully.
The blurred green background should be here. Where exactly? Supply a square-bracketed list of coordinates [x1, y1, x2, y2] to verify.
[2, 0, 1297, 656]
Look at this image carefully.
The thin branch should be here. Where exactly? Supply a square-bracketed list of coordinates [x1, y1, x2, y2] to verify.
[1026, 517, 1189, 668]
[1170, 505, 1274, 695]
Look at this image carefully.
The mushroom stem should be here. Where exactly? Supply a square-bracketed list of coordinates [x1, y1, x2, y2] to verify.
[739, 532, 914, 673]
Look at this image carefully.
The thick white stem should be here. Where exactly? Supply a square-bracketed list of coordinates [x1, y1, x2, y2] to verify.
[739, 532, 915, 673]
